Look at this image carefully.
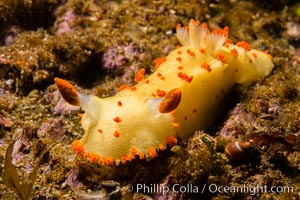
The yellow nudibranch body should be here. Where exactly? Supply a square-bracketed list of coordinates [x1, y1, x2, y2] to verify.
[55, 19, 274, 165]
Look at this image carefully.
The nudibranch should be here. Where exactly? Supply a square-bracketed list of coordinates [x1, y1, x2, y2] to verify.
[55, 19, 274, 165]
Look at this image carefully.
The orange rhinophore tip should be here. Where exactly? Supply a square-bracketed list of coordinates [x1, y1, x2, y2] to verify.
[55, 77, 80, 106]
[159, 88, 182, 113]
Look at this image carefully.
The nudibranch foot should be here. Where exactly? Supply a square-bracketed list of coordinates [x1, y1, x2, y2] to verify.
[55, 18, 273, 166]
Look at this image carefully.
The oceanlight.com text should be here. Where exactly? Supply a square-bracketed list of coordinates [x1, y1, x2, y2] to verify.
[126, 183, 294, 196]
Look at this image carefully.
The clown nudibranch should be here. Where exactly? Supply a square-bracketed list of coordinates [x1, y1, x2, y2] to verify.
[55, 19, 274, 165]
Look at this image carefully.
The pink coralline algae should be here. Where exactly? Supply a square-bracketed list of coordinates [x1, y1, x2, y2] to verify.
[101, 42, 142, 75]
[37, 118, 67, 142]
[55, 9, 77, 35]
[102, 46, 127, 74]
[220, 104, 256, 140]
[1, 26, 20, 45]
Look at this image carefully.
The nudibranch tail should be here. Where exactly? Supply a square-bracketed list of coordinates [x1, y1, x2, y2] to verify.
[55, 77, 80, 106]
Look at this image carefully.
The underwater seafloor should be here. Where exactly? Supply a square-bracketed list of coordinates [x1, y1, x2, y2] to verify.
[0, 0, 299, 199]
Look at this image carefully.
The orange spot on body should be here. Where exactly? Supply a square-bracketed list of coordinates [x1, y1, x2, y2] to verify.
[165, 135, 178, 146]
[201, 62, 212, 72]
[184, 116, 188, 120]
[114, 131, 120, 138]
[98, 129, 103, 133]
[148, 147, 158, 158]
[177, 50, 182, 54]
[151, 93, 157, 97]
[78, 113, 83, 118]
[252, 52, 257, 58]
[236, 41, 251, 51]
[187, 49, 195, 56]
[176, 57, 182, 62]
[215, 52, 227, 63]
[155, 57, 166, 69]
[118, 84, 129, 91]
[231, 48, 238, 57]
[118, 101, 122, 106]
[199, 48, 205, 53]
[145, 79, 150, 84]
[157, 89, 166, 97]
[177, 66, 183, 70]
[177, 72, 193, 83]
[134, 68, 145, 82]
[72, 140, 84, 154]
[193, 109, 197, 113]
[113, 117, 122, 123]
[130, 86, 137, 91]
[156, 73, 166, 80]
